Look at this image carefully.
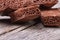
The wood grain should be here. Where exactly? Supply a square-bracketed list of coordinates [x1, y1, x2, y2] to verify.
[0, 20, 35, 35]
[0, 23, 60, 40]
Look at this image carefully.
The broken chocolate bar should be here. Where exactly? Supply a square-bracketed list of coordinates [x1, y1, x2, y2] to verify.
[0, 0, 58, 13]
[40, 0, 58, 7]
[41, 9, 60, 26]
[22, 0, 58, 9]
[9, 5, 41, 23]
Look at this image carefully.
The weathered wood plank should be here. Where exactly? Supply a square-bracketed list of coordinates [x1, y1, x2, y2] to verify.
[0, 23, 60, 40]
[0, 20, 35, 35]
[0, 23, 43, 40]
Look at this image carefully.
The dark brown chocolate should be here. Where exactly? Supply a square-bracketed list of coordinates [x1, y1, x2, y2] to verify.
[40, 0, 58, 7]
[0, 0, 7, 12]
[41, 9, 60, 26]
[9, 5, 41, 23]
[0, 0, 58, 13]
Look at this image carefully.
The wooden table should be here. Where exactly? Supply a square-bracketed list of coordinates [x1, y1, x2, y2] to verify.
[0, 19, 60, 40]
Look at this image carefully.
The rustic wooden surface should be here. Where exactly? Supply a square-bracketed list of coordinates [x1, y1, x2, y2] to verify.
[0, 0, 60, 40]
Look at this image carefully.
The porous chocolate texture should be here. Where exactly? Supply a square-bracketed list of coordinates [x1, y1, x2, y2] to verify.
[0, 0, 58, 13]
[0, 0, 7, 12]
[41, 9, 60, 26]
[9, 5, 41, 23]
[24, 0, 58, 8]
[40, 0, 58, 7]
[0, 0, 40, 13]
[1, 0, 41, 16]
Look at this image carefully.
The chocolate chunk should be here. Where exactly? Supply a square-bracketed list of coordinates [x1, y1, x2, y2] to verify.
[9, 5, 41, 23]
[41, 8, 60, 26]
[0, 0, 58, 13]
[0, 0, 7, 12]
[40, 0, 58, 7]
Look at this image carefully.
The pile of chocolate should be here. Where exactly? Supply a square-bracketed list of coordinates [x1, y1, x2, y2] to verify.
[0, 0, 59, 26]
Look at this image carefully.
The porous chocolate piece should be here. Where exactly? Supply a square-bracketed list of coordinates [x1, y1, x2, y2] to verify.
[9, 5, 41, 23]
[0, 0, 40, 11]
[1, 0, 40, 15]
[0, 0, 7, 12]
[21, 0, 58, 8]
[0, 0, 58, 11]
[24, 0, 58, 8]
[0, 0, 58, 13]
[5, 0, 26, 10]
[41, 9, 60, 26]
[0, 0, 38, 13]
[40, 0, 58, 7]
